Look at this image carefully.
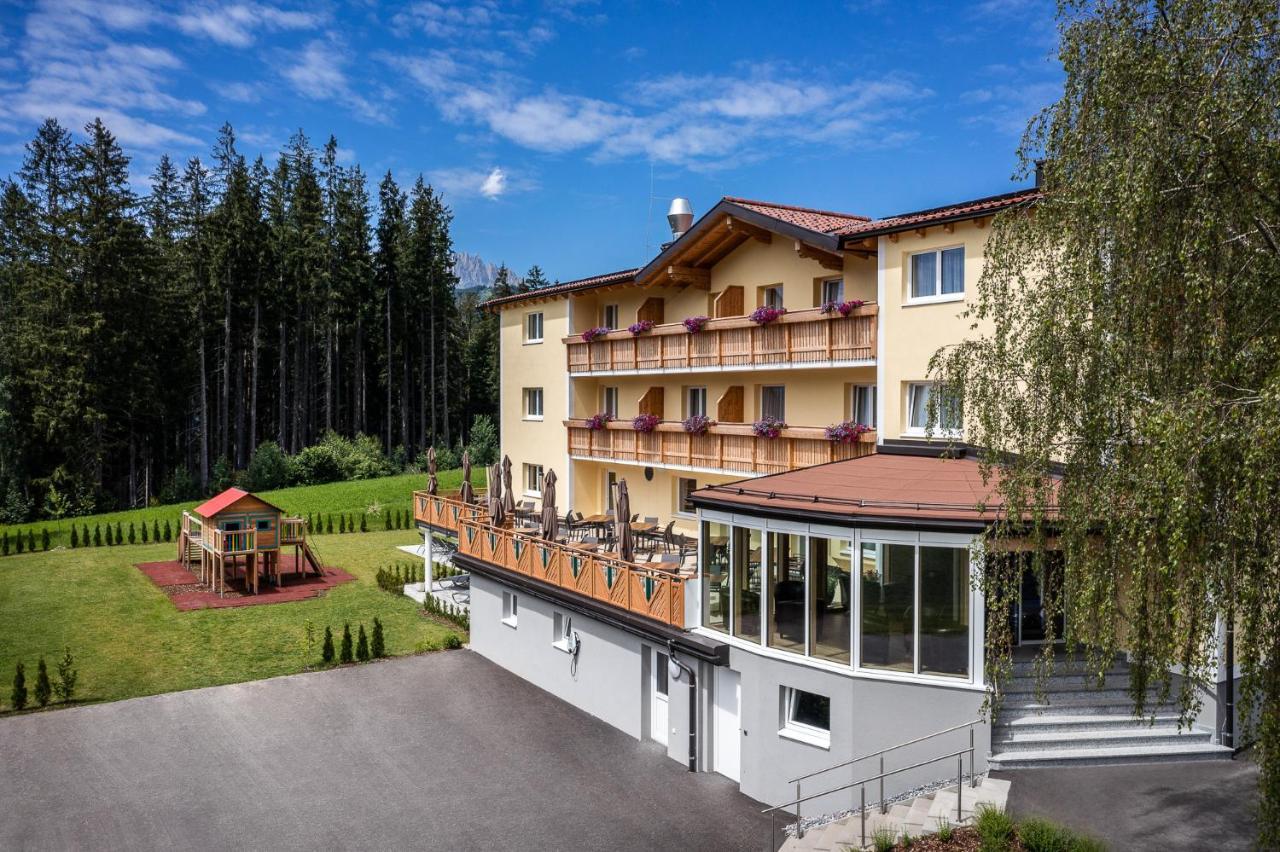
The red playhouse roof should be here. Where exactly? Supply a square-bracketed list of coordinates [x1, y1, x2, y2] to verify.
[193, 487, 282, 519]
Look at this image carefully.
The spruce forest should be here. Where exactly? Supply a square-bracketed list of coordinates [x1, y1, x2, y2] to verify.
[0, 117, 534, 523]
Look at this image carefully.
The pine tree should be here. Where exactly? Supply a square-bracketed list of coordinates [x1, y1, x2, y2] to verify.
[141, 521, 148, 543]
[128, 522, 136, 544]
[340, 623, 353, 663]
[93, 524, 102, 546]
[371, 617, 386, 658]
[33, 657, 51, 707]
[54, 647, 76, 703]
[26, 530, 35, 551]
[321, 626, 335, 663]
[82, 524, 89, 546]
[356, 624, 369, 661]
[11, 662, 26, 710]
[153, 520, 160, 542]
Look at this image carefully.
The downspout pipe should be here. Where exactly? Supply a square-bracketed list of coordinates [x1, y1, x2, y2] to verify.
[1225, 605, 1235, 752]
[668, 641, 698, 772]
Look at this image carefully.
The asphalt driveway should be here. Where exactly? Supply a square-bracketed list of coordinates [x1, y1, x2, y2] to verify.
[0, 650, 769, 851]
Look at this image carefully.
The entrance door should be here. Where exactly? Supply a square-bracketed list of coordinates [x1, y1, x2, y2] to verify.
[713, 668, 741, 782]
[650, 651, 669, 745]
[1016, 557, 1065, 644]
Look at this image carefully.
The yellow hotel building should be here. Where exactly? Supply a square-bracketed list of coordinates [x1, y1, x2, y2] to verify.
[484, 188, 1039, 534]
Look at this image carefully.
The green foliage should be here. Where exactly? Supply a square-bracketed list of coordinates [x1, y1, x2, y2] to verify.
[384, 510, 392, 531]
[70, 526, 78, 548]
[340, 623, 353, 663]
[15, 532, 23, 554]
[443, 634, 462, 650]
[33, 656, 50, 707]
[466, 414, 499, 466]
[211, 456, 234, 493]
[54, 648, 76, 703]
[974, 804, 1014, 852]
[356, 624, 370, 661]
[321, 626, 335, 664]
[325, 514, 333, 535]
[140, 521, 148, 543]
[158, 467, 199, 505]
[127, 522, 135, 544]
[152, 520, 159, 542]
[292, 431, 394, 486]
[870, 827, 896, 852]
[430, 443, 460, 471]
[41, 528, 49, 550]
[93, 525, 102, 547]
[371, 617, 386, 658]
[360, 513, 367, 533]
[27, 529, 35, 551]
[11, 662, 26, 710]
[113, 523, 121, 545]
[163, 519, 171, 542]
[244, 441, 292, 491]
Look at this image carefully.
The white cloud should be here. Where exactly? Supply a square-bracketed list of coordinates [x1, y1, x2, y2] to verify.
[961, 81, 1060, 136]
[174, 3, 324, 48]
[283, 39, 392, 124]
[213, 81, 263, 103]
[479, 166, 505, 198]
[429, 164, 532, 201]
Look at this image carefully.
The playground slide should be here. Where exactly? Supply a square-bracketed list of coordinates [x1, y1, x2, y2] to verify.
[301, 542, 324, 576]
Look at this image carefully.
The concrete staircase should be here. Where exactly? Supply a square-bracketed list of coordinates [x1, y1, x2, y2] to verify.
[988, 653, 1232, 769]
[781, 776, 1011, 851]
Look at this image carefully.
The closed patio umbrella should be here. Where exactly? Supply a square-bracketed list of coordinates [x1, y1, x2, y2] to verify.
[615, 478, 634, 563]
[460, 450, 475, 504]
[489, 463, 506, 526]
[426, 446, 438, 495]
[501, 455, 516, 518]
[540, 468, 558, 541]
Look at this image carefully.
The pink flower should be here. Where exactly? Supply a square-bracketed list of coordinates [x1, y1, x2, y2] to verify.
[749, 306, 787, 325]
[824, 421, 872, 443]
[683, 315, 709, 333]
[582, 326, 610, 343]
[820, 300, 866, 317]
[628, 320, 654, 335]
[682, 415, 715, 436]
[632, 413, 661, 433]
[586, 413, 614, 431]
[752, 417, 787, 439]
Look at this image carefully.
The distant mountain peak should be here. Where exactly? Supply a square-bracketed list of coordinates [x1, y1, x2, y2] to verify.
[453, 252, 521, 297]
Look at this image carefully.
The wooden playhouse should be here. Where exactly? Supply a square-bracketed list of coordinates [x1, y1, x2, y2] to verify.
[179, 488, 321, 596]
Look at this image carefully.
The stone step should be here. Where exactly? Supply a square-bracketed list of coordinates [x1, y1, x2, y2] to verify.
[1008, 656, 1125, 676]
[1004, 672, 1133, 691]
[993, 725, 1213, 753]
[995, 712, 1186, 735]
[987, 741, 1233, 770]
[999, 694, 1181, 717]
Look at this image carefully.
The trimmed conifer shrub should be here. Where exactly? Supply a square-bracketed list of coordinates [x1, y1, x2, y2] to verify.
[356, 624, 370, 661]
[11, 662, 26, 710]
[322, 626, 335, 663]
[115, 523, 122, 544]
[70, 526, 79, 548]
[41, 528, 50, 550]
[3, 531, 11, 555]
[444, 634, 463, 650]
[340, 623, 353, 663]
[326, 515, 333, 535]
[34, 657, 51, 707]
[128, 522, 136, 544]
[82, 524, 90, 546]
[371, 617, 386, 658]
[54, 648, 76, 703]
[140, 522, 149, 543]
[15, 532, 24, 554]
[153, 520, 160, 542]
[27, 530, 36, 551]
[93, 525, 102, 546]
[384, 510, 392, 531]
[163, 519, 172, 542]
[360, 514, 368, 533]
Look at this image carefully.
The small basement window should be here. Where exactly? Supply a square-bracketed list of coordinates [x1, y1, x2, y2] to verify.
[502, 591, 518, 628]
[552, 611, 571, 651]
[780, 686, 831, 748]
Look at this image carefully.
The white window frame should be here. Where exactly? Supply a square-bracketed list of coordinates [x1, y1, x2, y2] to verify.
[605, 470, 618, 513]
[524, 311, 544, 344]
[821, 277, 844, 304]
[686, 386, 707, 419]
[676, 477, 698, 517]
[523, 463, 544, 497]
[502, 591, 518, 628]
[552, 611, 572, 652]
[602, 386, 619, 418]
[602, 304, 620, 330]
[904, 382, 961, 438]
[523, 387, 544, 421]
[779, 686, 831, 749]
[761, 284, 784, 310]
[906, 245, 965, 305]
[852, 384, 877, 428]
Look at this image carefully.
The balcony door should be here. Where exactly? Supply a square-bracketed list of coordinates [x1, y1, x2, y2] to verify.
[760, 386, 785, 421]
[1013, 555, 1065, 645]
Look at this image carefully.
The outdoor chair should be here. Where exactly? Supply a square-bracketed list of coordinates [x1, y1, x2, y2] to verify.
[658, 521, 676, 552]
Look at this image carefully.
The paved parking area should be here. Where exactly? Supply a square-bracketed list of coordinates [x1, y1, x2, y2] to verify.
[0, 650, 769, 851]
[997, 757, 1260, 850]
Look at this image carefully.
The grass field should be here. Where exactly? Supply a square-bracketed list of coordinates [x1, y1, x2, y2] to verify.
[0, 528, 461, 712]
[0, 469, 465, 551]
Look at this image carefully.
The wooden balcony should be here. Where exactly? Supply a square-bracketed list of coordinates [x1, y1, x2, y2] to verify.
[204, 527, 256, 555]
[566, 419, 876, 476]
[412, 491, 687, 629]
[564, 304, 877, 376]
[280, 517, 307, 545]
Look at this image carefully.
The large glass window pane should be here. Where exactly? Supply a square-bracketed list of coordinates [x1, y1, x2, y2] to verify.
[761, 386, 786, 421]
[701, 522, 730, 633]
[910, 252, 937, 299]
[767, 532, 807, 654]
[733, 527, 763, 643]
[920, 547, 970, 677]
[860, 543, 916, 672]
[908, 383, 932, 430]
[941, 247, 965, 294]
[809, 536, 853, 663]
[853, 385, 876, 427]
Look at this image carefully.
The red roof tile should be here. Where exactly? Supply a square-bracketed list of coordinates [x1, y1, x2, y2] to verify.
[480, 268, 639, 310]
[835, 189, 1042, 239]
[193, 487, 281, 518]
[724, 197, 871, 234]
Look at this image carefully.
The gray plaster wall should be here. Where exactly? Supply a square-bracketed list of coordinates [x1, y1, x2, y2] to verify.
[730, 646, 991, 814]
[469, 573, 696, 768]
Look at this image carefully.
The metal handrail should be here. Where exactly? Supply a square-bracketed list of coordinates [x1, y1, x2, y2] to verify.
[789, 717, 983, 784]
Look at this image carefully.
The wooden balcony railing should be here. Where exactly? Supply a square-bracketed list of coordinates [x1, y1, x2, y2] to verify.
[280, 517, 306, 544]
[182, 511, 203, 539]
[566, 420, 876, 476]
[412, 490, 687, 629]
[564, 304, 877, 375]
[204, 527, 256, 555]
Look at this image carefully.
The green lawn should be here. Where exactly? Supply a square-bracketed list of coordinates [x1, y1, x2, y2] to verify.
[0, 469, 465, 551]
[0, 529, 461, 712]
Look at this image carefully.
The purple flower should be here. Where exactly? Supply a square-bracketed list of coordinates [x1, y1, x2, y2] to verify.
[586, 413, 614, 431]
[749, 305, 787, 325]
[682, 315, 709, 334]
[632, 413, 661, 433]
[582, 326, 611, 343]
[820, 300, 866, 317]
[752, 417, 787, 439]
[628, 320, 655, 335]
[682, 414, 715, 436]
[824, 421, 872, 444]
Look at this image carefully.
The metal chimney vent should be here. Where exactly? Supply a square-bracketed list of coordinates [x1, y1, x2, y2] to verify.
[667, 198, 693, 241]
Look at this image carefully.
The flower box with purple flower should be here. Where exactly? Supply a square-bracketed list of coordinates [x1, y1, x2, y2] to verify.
[824, 421, 871, 444]
[585, 413, 614, 431]
[682, 414, 716, 436]
[820, 299, 867, 317]
[749, 305, 787, 325]
[632, 413, 661, 433]
[752, 417, 787, 439]
[628, 320, 654, 335]
[581, 326, 611, 343]
[683, 315, 709, 334]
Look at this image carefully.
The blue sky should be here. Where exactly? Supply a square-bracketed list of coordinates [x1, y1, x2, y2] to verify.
[0, 0, 1062, 281]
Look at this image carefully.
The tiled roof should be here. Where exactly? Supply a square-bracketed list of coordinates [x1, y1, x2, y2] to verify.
[691, 450, 1059, 527]
[192, 487, 279, 518]
[480, 268, 639, 310]
[723, 197, 871, 235]
[836, 189, 1042, 239]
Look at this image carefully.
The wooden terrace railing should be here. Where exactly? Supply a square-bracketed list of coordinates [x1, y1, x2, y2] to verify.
[280, 517, 307, 544]
[413, 490, 687, 629]
[204, 527, 256, 555]
[566, 420, 876, 476]
[564, 304, 877, 375]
